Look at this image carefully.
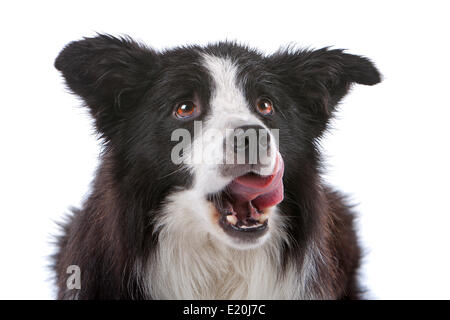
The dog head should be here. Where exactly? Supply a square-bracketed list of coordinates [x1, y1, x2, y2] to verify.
[55, 35, 381, 249]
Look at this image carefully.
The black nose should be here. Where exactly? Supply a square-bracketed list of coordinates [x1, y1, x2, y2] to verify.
[231, 124, 271, 164]
[220, 124, 273, 177]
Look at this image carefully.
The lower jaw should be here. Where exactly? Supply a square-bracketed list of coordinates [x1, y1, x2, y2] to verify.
[217, 212, 270, 242]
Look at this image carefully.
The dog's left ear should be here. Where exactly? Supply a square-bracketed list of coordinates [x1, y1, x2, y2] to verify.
[268, 48, 381, 114]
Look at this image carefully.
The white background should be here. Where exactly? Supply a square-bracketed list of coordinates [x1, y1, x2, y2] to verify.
[1, 0, 449, 299]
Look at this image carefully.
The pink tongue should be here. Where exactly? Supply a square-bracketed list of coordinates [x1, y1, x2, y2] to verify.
[228, 153, 284, 212]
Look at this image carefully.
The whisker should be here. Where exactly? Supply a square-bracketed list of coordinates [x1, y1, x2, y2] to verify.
[158, 166, 187, 180]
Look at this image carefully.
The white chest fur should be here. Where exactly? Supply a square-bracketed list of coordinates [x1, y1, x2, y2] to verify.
[145, 193, 320, 299]
[147, 236, 303, 299]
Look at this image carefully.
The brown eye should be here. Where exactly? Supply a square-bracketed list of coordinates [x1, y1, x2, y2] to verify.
[175, 101, 198, 119]
[256, 98, 274, 116]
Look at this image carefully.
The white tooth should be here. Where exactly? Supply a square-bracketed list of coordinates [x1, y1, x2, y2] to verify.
[240, 223, 262, 229]
[226, 215, 238, 225]
[259, 213, 269, 223]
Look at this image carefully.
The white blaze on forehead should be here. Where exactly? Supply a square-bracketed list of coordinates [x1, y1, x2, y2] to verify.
[201, 54, 254, 124]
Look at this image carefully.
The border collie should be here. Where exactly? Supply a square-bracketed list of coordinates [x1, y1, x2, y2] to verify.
[53, 34, 381, 299]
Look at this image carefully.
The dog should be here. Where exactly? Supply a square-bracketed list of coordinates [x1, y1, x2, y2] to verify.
[53, 34, 381, 299]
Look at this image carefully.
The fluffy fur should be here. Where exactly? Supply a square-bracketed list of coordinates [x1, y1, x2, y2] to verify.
[53, 34, 381, 299]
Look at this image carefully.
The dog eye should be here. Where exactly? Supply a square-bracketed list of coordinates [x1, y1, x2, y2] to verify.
[256, 98, 274, 116]
[175, 101, 198, 119]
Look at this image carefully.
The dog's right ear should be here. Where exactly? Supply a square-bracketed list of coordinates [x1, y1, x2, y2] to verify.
[55, 34, 159, 138]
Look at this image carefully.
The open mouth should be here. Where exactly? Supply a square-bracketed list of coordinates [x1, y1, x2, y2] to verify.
[209, 153, 284, 241]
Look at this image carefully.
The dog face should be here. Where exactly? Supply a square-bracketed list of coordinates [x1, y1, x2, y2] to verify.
[56, 35, 380, 249]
